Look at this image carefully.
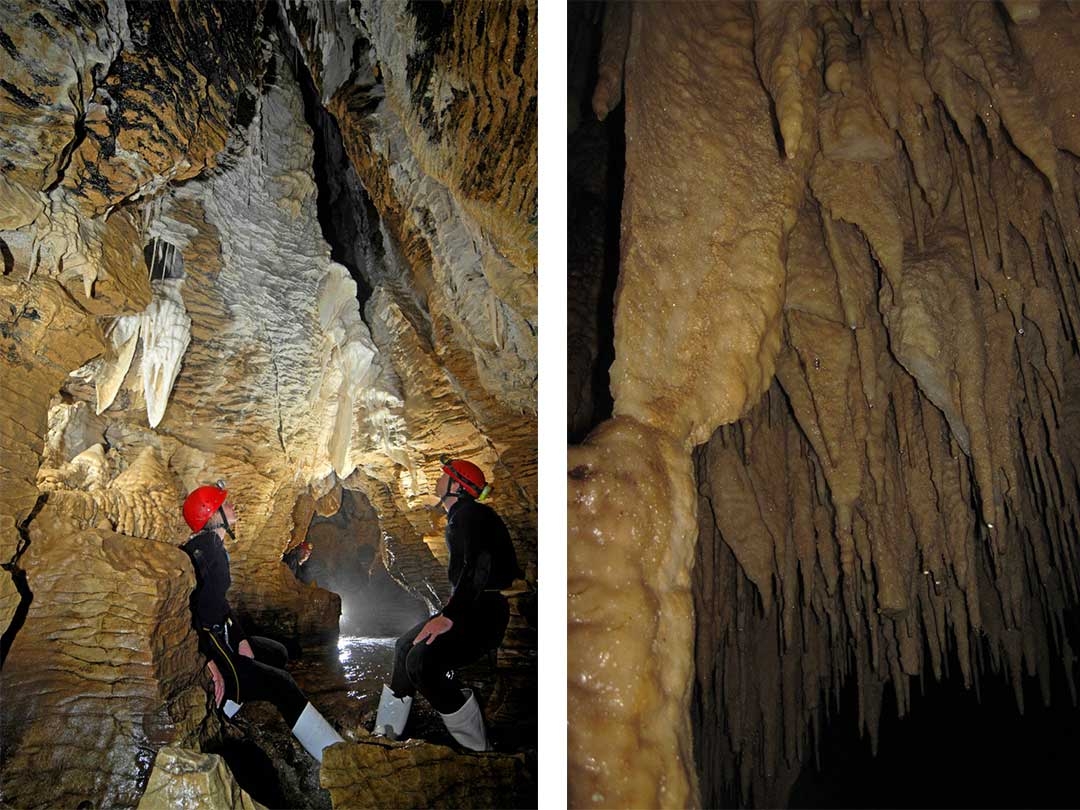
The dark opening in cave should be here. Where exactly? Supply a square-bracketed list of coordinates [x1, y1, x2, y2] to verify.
[788, 610, 1080, 809]
[568, 1, 622, 443]
[143, 236, 184, 281]
[294, 489, 426, 638]
[268, 1, 384, 312]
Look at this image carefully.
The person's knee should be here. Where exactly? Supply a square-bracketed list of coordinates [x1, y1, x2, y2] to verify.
[406, 643, 444, 690]
[252, 636, 289, 668]
[395, 632, 414, 660]
[403, 644, 423, 687]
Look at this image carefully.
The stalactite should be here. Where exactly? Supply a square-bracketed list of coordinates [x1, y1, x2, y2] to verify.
[591, 2, 630, 123]
[571, 2, 1080, 807]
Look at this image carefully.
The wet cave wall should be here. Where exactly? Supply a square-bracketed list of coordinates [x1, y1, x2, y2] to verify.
[569, 2, 1080, 808]
[0, 1, 536, 808]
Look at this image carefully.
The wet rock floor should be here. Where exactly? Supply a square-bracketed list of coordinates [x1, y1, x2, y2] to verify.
[208, 635, 537, 809]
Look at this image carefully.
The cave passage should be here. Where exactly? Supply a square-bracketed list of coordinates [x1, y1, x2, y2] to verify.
[297, 489, 427, 638]
[281, 1, 383, 312]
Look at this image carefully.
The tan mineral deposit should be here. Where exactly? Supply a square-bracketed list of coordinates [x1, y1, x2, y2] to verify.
[570, 1, 1080, 808]
[0, 2, 536, 809]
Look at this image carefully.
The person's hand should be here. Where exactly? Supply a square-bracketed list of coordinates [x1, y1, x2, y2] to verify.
[412, 614, 453, 646]
[237, 640, 254, 659]
[207, 660, 225, 707]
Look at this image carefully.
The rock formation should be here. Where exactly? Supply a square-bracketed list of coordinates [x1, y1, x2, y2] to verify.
[570, 2, 1080, 807]
[320, 737, 534, 810]
[0, 1, 536, 807]
[138, 747, 265, 810]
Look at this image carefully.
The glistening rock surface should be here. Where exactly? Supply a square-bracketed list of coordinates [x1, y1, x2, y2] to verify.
[320, 737, 534, 810]
[0, 510, 213, 809]
[0, 1, 536, 807]
[137, 747, 265, 810]
[569, 2, 1080, 808]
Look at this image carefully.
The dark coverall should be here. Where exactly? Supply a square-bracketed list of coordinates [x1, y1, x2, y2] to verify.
[390, 496, 521, 713]
[182, 529, 307, 725]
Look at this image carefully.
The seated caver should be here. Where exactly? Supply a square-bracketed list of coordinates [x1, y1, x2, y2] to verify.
[373, 458, 521, 751]
[181, 482, 344, 763]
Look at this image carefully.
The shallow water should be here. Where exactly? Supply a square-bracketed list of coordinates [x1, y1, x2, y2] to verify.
[288, 632, 512, 747]
[332, 635, 395, 701]
[215, 630, 533, 809]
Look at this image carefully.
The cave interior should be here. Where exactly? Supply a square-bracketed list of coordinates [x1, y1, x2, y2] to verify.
[0, 1, 538, 808]
[569, 2, 1080, 808]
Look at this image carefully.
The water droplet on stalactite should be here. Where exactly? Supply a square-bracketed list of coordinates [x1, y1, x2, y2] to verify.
[987, 523, 994, 529]
[1018, 328, 1025, 335]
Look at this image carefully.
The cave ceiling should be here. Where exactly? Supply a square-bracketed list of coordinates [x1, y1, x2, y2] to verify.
[569, 1, 1080, 808]
[0, 0, 538, 590]
[0, 1, 536, 807]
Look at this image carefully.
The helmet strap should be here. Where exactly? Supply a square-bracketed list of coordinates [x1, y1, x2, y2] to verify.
[218, 506, 236, 540]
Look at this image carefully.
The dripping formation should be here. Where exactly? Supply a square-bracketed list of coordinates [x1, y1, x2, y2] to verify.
[568, 2, 1080, 807]
[0, 1, 537, 807]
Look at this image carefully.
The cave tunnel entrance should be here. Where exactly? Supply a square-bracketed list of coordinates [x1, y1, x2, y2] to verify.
[292, 488, 427, 638]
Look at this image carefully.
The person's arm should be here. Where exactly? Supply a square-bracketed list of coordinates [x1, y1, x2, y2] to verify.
[206, 658, 225, 706]
[414, 548, 492, 645]
[441, 515, 493, 623]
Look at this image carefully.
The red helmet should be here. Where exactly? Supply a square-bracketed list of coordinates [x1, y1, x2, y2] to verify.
[440, 457, 490, 499]
[183, 484, 227, 531]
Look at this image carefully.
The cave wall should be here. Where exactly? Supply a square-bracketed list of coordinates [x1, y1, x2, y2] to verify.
[0, 1, 536, 807]
[569, 2, 1080, 808]
[279, 0, 538, 581]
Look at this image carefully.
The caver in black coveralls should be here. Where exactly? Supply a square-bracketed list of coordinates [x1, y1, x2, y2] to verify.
[182, 528, 307, 725]
[389, 495, 521, 713]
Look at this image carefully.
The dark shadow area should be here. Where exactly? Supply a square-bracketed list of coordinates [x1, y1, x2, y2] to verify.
[213, 738, 288, 809]
[272, 1, 384, 312]
[568, 2, 623, 442]
[1, 494, 44, 669]
[143, 237, 184, 281]
[0, 564, 32, 669]
[788, 614, 1080, 809]
[0, 237, 13, 275]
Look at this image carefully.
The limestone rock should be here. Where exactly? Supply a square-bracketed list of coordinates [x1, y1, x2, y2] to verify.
[320, 738, 534, 810]
[137, 747, 265, 810]
[0, 512, 212, 809]
[0, 3, 535, 807]
[570, 1, 1080, 807]
[287, 1, 539, 417]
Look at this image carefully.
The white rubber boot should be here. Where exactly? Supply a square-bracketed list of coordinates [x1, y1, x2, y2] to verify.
[222, 699, 243, 718]
[291, 702, 344, 763]
[439, 689, 488, 752]
[373, 684, 413, 740]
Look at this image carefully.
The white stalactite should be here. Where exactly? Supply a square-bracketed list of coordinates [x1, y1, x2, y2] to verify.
[139, 279, 190, 428]
[95, 314, 141, 415]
